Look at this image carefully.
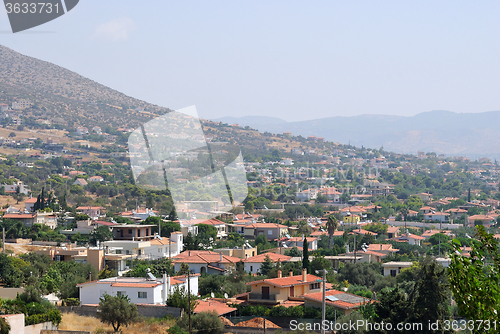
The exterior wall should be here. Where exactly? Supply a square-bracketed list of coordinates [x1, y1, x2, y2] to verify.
[79, 277, 198, 305]
[383, 265, 412, 276]
[58, 305, 182, 319]
[24, 321, 57, 334]
[244, 262, 261, 274]
[87, 249, 104, 271]
[1, 314, 24, 334]
[249, 282, 320, 303]
[79, 284, 162, 305]
[103, 240, 150, 256]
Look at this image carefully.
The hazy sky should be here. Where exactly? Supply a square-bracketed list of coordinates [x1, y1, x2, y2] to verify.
[1, 1, 499, 121]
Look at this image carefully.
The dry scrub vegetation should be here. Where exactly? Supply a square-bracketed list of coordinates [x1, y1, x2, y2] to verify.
[58, 312, 175, 334]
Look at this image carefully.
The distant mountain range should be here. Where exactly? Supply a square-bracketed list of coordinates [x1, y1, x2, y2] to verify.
[214, 110, 500, 160]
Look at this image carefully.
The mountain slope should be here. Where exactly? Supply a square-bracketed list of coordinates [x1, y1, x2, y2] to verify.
[0, 45, 169, 128]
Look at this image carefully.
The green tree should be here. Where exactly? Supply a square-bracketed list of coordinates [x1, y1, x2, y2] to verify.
[176, 310, 223, 334]
[167, 286, 198, 312]
[183, 232, 198, 251]
[0, 317, 10, 334]
[326, 215, 338, 248]
[196, 224, 217, 249]
[260, 255, 274, 276]
[302, 237, 310, 271]
[449, 226, 500, 333]
[90, 226, 113, 246]
[97, 294, 139, 332]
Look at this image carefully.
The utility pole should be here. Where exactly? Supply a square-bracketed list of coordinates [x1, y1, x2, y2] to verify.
[322, 269, 326, 334]
[353, 234, 357, 264]
[187, 270, 192, 334]
[316, 269, 328, 334]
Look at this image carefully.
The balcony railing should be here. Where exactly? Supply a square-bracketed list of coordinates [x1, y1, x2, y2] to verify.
[248, 293, 277, 301]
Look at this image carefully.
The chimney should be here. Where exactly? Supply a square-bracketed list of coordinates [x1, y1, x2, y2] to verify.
[289, 270, 293, 277]
[278, 270, 282, 278]
[163, 273, 168, 304]
[380, 244, 382, 251]
[302, 268, 307, 281]
[245, 254, 248, 259]
[220, 253, 223, 262]
[189, 250, 191, 256]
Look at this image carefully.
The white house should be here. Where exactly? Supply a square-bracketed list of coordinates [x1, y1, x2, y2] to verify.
[382, 261, 414, 277]
[77, 273, 199, 305]
[104, 231, 183, 259]
[2, 180, 30, 195]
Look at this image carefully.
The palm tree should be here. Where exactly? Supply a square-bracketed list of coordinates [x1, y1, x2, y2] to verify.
[401, 207, 409, 231]
[326, 215, 338, 248]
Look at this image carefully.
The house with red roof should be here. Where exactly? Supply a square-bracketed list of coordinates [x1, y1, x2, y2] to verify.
[77, 274, 199, 305]
[194, 299, 237, 317]
[172, 250, 241, 275]
[393, 233, 425, 246]
[246, 269, 322, 305]
[243, 222, 289, 240]
[284, 236, 318, 250]
[301, 289, 373, 316]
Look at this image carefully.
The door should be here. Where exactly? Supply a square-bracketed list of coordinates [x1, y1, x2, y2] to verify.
[262, 286, 270, 299]
[290, 286, 294, 297]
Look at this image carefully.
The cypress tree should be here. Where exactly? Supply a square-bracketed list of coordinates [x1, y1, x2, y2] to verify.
[302, 237, 310, 271]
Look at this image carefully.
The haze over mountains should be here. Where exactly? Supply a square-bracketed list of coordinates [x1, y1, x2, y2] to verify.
[215, 110, 500, 160]
[1, 44, 498, 161]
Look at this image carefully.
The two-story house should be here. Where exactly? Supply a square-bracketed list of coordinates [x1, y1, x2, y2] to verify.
[77, 273, 199, 305]
[246, 269, 322, 305]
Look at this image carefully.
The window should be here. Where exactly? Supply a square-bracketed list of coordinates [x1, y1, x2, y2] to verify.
[128, 229, 132, 234]
[126, 250, 130, 255]
[138, 230, 141, 237]
[146, 228, 149, 236]
[117, 291, 126, 297]
[116, 250, 122, 254]
[250, 266, 253, 272]
[310, 282, 320, 290]
[138, 291, 147, 299]
[390, 269, 397, 277]
[268, 230, 272, 235]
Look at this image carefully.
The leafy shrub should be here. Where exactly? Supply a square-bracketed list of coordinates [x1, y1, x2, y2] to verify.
[176, 310, 223, 334]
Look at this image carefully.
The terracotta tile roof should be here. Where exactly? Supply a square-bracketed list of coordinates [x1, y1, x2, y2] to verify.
[179, 218, 225, 226]
[245, 223, 288, 229]
[301, 290, 373, 310]
[77, 206, 104, 210]
[3, 213, 36, 219]
[173, 250, 220, 259]
[280, 300, 304, 308]
[111, 282, 161, 288]
[194, 299, 237, 315]
[366, 244, 398, 252]
[173, 253, 241, 265]
[386, 227, 399, 233]
[287, 237, 317, 242]
[243, 253, 292, 263]
[363, 250, 387, 257]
